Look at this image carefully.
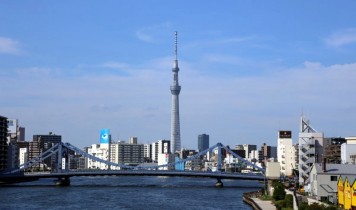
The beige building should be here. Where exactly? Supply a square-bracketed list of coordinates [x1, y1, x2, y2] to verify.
[277, 130, 295, 176]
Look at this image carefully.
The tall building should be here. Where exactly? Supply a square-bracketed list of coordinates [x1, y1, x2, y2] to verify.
[7, 119, 25, 142]
[298, 116, 324, 186]
[144, 143, 152, 162]
[30, 133, 62, 170]
[170, 31, 181, 153]
[198, 134, 209, 152]
[258, 143, 277, 167]
[152, 140, 171, 162]
[6, 119, 26, 169]
[129, 137, 138, 144]
[243, 144, 257, 159]
[277, 130, 294, 176]
[0, 115, 8, 171]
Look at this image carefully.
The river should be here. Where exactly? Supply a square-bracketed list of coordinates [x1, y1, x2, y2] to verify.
[0, 176, 263, 210]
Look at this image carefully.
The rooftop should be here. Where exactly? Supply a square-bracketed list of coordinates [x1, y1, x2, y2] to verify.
[314, 163, 356, 175]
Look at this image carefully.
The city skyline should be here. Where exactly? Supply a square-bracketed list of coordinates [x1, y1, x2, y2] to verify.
[1, 1, 356, 149]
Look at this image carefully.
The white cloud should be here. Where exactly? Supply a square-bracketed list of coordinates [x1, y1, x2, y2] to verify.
[135, 22, 172, 43]
[136, 31, 154, 43]
[0, 37, 22, 55]
[2, 58, 356, 149]
[325, 28, 356, 47]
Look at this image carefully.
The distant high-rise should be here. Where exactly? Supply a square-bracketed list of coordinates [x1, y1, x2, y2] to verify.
[170, 31, 181, 153]
[243, 144, 257, 159]
[198, 134, 209, 152]
[258, 143, 277, 167]
[30, 132, 62, 170]
[0, 115, 8, 171]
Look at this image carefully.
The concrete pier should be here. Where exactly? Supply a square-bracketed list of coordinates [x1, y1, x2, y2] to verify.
[215, 178, 223, 187]
[55, 177, 70, 186]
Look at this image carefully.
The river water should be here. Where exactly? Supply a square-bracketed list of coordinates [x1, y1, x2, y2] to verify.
[0, 176, 263, 210]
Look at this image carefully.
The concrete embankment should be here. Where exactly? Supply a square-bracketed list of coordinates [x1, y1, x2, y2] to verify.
[243, 191, 276, 210]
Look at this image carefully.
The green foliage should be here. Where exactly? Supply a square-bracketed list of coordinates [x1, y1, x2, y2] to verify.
[298, 202, 339, 210]
[273, 182, 286, 201]
[284, 194, 293, 209]
[298, 202, 309, 210]
[259, 194, 273, 201]
[275, 199, 286, 210]
[306, 203, 326, 210]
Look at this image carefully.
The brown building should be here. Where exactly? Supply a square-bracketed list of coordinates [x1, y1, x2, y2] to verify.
[323, 137, 346, 164]
[258, 143, 277, 167]
[28, 133, 62, 170]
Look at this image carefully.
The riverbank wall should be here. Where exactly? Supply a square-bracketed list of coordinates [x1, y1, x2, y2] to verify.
[243, 191, 262, 210]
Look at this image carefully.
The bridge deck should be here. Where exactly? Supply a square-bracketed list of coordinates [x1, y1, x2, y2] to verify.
[0, 170, 265, 184]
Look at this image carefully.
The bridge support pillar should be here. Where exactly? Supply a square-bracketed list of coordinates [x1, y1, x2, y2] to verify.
[55, 177, 70, 186]
[215, 178, 223, 188]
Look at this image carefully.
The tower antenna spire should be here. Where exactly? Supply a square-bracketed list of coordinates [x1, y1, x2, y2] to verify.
[175, 31, 178, 60]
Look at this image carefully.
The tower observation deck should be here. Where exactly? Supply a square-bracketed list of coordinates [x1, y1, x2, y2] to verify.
[170, 31, 181, 153]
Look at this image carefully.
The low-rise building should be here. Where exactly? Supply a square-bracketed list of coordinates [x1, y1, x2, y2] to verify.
[308, 163, 356, 204]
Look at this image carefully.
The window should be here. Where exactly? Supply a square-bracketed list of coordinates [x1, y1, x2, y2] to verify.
[330, 176, 337, 181]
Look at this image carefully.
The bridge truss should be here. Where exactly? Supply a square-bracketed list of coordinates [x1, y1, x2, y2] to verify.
[1, 142, 265, 177]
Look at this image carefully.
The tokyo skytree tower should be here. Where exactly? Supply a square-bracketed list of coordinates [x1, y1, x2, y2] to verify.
[170, 31, 181, 153]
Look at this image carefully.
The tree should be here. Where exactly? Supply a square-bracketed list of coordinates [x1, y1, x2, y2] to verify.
[272, 182, 286, 201]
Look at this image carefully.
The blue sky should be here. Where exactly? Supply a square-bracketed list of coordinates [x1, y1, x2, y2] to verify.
[1, 1, 356, 149]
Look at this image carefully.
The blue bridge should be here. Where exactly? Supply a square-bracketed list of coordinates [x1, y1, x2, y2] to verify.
[0, 142, 267, 187]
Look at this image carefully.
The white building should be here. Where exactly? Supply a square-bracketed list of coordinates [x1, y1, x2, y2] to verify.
[277, 130, 295, 176]
[298, 116, 324, 186]
[19, 147, 28, 168]
[87, 144, 109, 169]
[249, 150, 259, 161]
[151, 140, 170, 163]
[157, 153, 175, 170]
[144, 143, 152, 161]
[341, 143, 356, 164]
[243, 144, 257, 159]
[345, 136, 356, 144]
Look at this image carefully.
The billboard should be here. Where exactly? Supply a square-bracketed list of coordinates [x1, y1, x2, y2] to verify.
[100, 129, 110, 144]
[279, 131, 292, 139]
